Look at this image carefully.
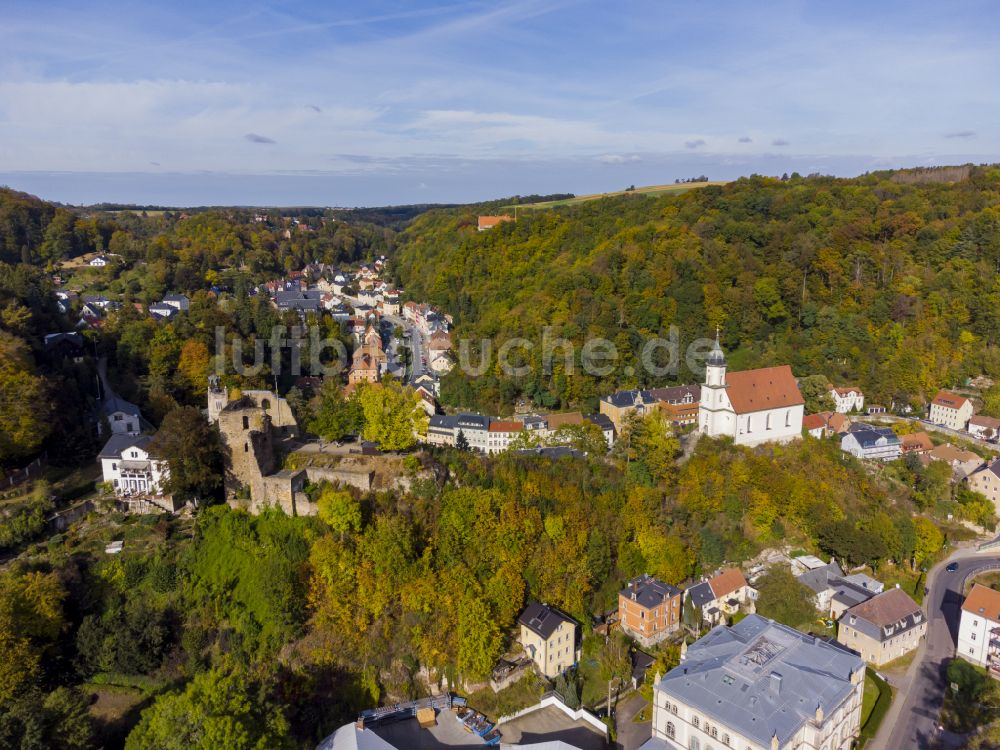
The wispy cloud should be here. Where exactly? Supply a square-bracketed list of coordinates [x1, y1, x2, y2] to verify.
[245, 133, 276, 144]
[685, 139, 706, 149]
[307, 105, 322, 113]
[597, 154, 641, 164]
[944, 130, 975, 138]
[738, 136, 752, 143]
[772, 139, 790, 147]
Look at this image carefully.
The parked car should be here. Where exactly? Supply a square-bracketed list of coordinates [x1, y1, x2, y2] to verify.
[946, 562, 959, 572]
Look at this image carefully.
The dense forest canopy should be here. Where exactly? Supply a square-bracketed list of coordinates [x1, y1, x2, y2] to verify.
[393, 167, 1000, 413]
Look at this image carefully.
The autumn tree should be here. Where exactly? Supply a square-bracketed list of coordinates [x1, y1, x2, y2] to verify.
[0, 331, 51, 465]
[307, 380, 363, 441]
[148, 406, 222, 502]
[358, 381, 428, 451]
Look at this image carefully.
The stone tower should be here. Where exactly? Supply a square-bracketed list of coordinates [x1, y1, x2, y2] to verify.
[207, 375, 228, 423]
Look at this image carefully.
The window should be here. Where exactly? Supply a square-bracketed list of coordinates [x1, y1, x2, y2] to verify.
[243, 416, 250, 430]
[666, 722, 676, 739]
[766, 413, 772, 430]
[114, 414, 123, 421]
[692, 716, 700, 729]
[710, 726, 718, 738]
[689, 738, 700, 750]
[972, 633, 977, 641]
[722, 734, 730, 747]
[244, 443, 249, 453]
[112, 463, 117, 471]
[785, 410, 791, 427]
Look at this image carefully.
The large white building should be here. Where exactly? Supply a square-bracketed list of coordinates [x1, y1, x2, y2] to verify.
[641, 615, 865, 750]
[698, 335, 804, 447]
[958, 583, 1000, 673]
[99, 434, 169, 497]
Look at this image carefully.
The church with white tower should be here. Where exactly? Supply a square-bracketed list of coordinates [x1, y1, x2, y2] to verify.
[698, 332, 804, 446]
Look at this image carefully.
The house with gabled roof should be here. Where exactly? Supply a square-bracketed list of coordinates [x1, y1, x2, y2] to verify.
[698, 333, 804, 446]
[518, 602, 577, 678]
[686, 568, 757, 626]
[969, 415, 1000, 442]
[840, 423, 901, 462]
[967, 458, 1000, 509]
[958, 584, 1000, 671]
[929, 389, 974, 431]
[837, 587, 925, 666]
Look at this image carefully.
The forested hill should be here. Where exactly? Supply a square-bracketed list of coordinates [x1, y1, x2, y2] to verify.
[394, 168, 1000, 413]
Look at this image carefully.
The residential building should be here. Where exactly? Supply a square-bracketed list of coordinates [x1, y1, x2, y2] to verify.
[348, 352, 380, 384]
[455, 413, 490, 452]
[957, 583, 1000, 672]
[840, 423, 901, 462]
[148, 302, 177, 319]
[618, 574, 683, 646]
[89, 255, 110, 267]
[967, 459, 1000, 509]
[585, 413, 615, 447]
[827, 578, 879, 619]
[685, 568, 757, 626]
[161, 293, 190, 312]
[829, 386, 865, 413]
[969, 415, 1000, 442]
[698, 334, 804, 446]
[486, 420, 523, 454]
[99, 393, 143, 436]
[99, 433, 179, 511]
[518, 602, 577, 678]
[600, 389, 660, 433]
[646, 614, 865, 750]
[802, 413, 827, 439]
[837, 587, 926, 666]
[900, 431, 934, 455]
[477, 215, 513, 231]
[928, 444, 983, 480]
[650, 385, 701, 426]
[797, 560, 845, 611]
[929, 390, 974, 431]
[425, 415, 458, 447]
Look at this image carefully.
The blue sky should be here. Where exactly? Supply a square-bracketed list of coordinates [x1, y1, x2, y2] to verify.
[0, 0, 998, 205]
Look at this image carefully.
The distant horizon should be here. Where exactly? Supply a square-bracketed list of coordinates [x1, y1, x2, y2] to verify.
[3, 153, 995, 208]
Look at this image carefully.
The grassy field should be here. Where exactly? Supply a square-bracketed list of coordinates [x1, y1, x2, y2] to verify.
[858, 669, 892, 748]
[503, 181, 727, 211]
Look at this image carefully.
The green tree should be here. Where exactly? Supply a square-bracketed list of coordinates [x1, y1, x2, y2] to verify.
[913, 517, 944, 568]
[149, 406, 223, 502]
[307, 381, 363, 441]
[358, 381, 428, 451]
[798, 374, 836, 414]
[0, 332, 51, 464]
[317, 484, 362, 540]
[125, 668, 293, 750]
[754, 565, 817, 628]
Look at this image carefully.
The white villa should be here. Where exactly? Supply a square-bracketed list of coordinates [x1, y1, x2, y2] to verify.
[829, 386, 864, 414]
[698, 334, 804, 446]
[99, 434, 170, 501]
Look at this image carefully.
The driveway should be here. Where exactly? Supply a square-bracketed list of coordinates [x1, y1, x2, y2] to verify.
[872, 546, 1000, 750]
[614, 692, 651, 750]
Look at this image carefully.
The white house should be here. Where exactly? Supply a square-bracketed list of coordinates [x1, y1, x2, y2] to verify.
[646, 615, 864, 750]
[969, 415, 1000, 442]
[929, 390, 974, 431]
[958, 584, 1000, 673]
[829, 386, 864, 414]
[99, 394, 143, 436]
[161, 293, 190, 312]
[698, 334, 804, 447]
[840, 424, 901, 462]
[89, 255, 110, 267]
[99, 434, 169, 497]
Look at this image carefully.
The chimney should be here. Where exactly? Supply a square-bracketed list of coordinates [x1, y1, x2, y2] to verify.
[815, 703, 824, 723]
[771, 732, 779, 750]
[769, 672, 782, 696]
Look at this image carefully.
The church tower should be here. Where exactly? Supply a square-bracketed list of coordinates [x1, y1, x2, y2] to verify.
[705, 329, 726, 387]
[699, 329, 730, 435]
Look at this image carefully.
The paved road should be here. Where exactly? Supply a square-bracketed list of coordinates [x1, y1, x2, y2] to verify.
[874, 547, 1000, 750]
[856, 414, 999, 452]
[614, 693, 651, 750]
